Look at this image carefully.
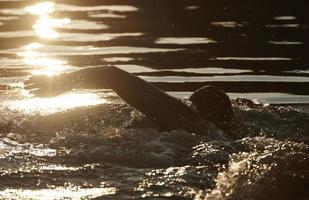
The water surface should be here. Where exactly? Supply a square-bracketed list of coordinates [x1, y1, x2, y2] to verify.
[0, 0, 308, 104]
[0, 0, 309, 199]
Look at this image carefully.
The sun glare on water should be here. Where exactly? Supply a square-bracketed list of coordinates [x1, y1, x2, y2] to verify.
[7, 92, 108, 114]
[25, 2, 70, 39]
[17, 42, 74, 76]
[33, 15, 70, 39]
[25, 2, 55, 15]
[0, 186, 117, 200]
[21, 2, 74, 76]
[11, 2, 107, 113]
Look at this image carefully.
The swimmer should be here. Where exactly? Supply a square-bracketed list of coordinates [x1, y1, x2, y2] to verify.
[25, 66, 233, 140]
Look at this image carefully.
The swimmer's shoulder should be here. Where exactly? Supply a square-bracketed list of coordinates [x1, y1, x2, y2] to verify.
[179, 97, 229, 140]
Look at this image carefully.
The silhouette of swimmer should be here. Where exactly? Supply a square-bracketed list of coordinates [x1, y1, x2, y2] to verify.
[25, 66, 233, 140]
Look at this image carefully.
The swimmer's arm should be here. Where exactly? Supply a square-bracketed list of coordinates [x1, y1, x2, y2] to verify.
[25, 66, 226, 138]
[77, 66, 195, 123]
[24, 66, 125, 96]
[25, 66, 192, 121]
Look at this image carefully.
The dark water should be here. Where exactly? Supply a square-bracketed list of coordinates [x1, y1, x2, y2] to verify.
[0, 0, 309, 103]
[0, 0, 309, 199]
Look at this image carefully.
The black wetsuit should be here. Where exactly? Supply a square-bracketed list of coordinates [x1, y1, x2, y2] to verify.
[77, 66, 226, 140]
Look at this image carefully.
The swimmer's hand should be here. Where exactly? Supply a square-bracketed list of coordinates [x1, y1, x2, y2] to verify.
[25, 66, 116, 97]
[24, 73, 74, 97]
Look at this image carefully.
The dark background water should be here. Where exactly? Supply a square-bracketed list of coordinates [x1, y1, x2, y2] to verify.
[0, 0, 309, 104]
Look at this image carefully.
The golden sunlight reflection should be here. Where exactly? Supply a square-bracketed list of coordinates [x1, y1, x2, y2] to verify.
[18, 43, 75, 76]
[25, 2, 71, 39]
[26, 58, 69, 76]
[34, 16, 71, 39]
[21, 2, 75, 75]
[25, 2, 55, 15]
[0, 186, 117, 200]
[7, 92, 108, 114]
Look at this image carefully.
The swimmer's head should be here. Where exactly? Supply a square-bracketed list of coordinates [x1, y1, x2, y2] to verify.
[189, 86, 233, 129]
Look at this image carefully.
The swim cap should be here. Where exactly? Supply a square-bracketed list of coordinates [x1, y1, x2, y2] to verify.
[189, 85, 233, 128]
